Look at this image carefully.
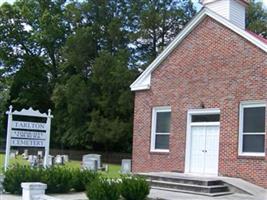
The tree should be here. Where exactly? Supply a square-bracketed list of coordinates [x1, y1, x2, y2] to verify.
[0, 78, 10, 137]
[0, 0, 70, 110]
[88, 51, 135, 151]
[132, 0, 196, 67]
[8, 56, 52, 112]
[246, 0, 267, 38]
[52, 75, 91, 148]
[0, 0, 196, 152]
[52, 0, 137, 150]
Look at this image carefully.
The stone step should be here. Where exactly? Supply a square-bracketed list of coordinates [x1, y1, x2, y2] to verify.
[142, 174, 223, 186]
[152, 186, 233, 197]
[138, 173, 233, 196]
[149, 180, 229, 194]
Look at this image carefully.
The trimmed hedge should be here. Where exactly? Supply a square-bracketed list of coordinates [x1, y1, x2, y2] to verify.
[4, 165, 150, 199]
[3, 164, 98, 194]
[71, 168, 99, 192]
[120, 176, 150, 200]
[86, 177, 121, 200]
[86, 175, 150, 200]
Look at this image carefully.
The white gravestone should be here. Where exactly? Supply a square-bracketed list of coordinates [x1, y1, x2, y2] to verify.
[82, 158, 97, 171]
[121, 159, 132, 174]
[28, 155, 37, 167]
[55, 155, 64, 165]
[82, 154, 101, 169]
[10, 151, 16, 159]
[47, 155, 54, 167]
[37, 151, 43, 158]
[62, 155, 69, 163]
[22, 149, 29, 159]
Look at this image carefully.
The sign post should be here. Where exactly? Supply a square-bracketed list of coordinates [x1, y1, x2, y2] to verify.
[4, 106, 53, 171]
[4, 106, 13, 171]
[44, 109, 52, 167]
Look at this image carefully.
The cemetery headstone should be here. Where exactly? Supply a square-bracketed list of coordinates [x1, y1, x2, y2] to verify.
[28, 155, 37, 167]
[22, 149, 29, 159]
[10, 151, 16, 159]
[47, 155, 54, 167]
[121, 159, 132, 174]
[55, 155, 63, 165]
[37, 151, 43, 158]
[82, 154, 101, 169]
[62, 155, 69, 163]
[82, 158, 98, 171]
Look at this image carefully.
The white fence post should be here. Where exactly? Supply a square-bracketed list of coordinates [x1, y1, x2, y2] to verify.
[21, 182, 47, 200]
[21, 182, 62, 200]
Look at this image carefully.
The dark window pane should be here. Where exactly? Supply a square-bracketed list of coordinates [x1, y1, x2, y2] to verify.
[156, 112, 171, 133]
[192, 114, 220, 122]
[243, 107, 265, 133]
[243, 135, 265, 153]
[155, 135, 169, 149]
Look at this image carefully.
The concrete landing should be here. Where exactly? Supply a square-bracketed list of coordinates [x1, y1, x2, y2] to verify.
[138, 172, 267, 199]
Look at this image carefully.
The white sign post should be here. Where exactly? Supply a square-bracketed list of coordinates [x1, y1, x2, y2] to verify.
[4, 106, 53, 171]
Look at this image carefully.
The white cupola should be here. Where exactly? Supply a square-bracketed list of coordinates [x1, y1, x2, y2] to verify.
[200, 0, 249, 29]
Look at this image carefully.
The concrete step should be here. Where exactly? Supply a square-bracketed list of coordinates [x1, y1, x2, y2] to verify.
[142, 173, 223, 186]
[152, 186, 233, 197]
[149, 180, 229, 194]
[138, 173, 232, 196]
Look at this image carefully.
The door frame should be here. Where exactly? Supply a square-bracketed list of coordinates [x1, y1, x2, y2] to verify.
[184, 108, 220, 175]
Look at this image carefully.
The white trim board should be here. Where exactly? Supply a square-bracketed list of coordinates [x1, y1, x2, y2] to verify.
[130, 8, 267, 91]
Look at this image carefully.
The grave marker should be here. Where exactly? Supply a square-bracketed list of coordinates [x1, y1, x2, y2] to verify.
[82, 154, 101, 169]
[121, 159, 132, 174]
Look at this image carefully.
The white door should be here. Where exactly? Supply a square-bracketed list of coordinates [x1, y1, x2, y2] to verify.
[190, 125, 219, 175]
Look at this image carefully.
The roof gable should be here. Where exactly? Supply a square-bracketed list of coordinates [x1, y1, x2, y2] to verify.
[131, 8, 267, 91]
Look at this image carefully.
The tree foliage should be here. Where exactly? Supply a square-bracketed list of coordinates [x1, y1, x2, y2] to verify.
[246, 0, 267, 38]
[0, 0, 197, 152]
[132, 0, 196, 66]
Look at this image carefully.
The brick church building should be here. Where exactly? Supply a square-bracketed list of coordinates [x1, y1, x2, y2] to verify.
[131, 0, 267, 188]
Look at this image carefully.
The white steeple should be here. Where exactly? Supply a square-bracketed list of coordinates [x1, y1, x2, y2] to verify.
[200, 0, 249, 29]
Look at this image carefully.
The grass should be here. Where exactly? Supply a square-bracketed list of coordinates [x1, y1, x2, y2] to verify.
[0, 153, 121, 177]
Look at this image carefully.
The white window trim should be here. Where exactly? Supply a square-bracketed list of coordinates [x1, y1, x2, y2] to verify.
[150, 106, 171, 153]
[239, 101, 266, 157]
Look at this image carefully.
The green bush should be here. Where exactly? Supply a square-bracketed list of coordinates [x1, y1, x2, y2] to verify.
[3, 165, 42, 194]
[86, 177, 121, 200]
[4, 165, 74, 194]
[71, 169, 99, 192]
[120, 176, 150, 200]
[40, 167, 73, 193]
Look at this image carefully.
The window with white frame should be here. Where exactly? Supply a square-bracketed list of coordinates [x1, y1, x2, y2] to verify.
[239, 102, 266, 156]
[151, 107, 171, 151]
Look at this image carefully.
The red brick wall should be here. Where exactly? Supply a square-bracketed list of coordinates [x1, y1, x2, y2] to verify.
[132, 16, 267, 188]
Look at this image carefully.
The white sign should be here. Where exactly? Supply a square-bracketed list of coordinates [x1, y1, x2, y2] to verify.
[11, 139, 45, 147]
[12, 121, 46, 131]
[4, 106, 53, 171]
[11, 130, 46, 140]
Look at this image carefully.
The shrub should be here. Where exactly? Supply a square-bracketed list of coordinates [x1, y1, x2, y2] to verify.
[40, 167, 73, 193]
[4, 165, 73, 194]
[3, 165, 42, 194]
[71, 169, 99, 192]
[120, 176, 150, 200]
[86, 177, 121, 200]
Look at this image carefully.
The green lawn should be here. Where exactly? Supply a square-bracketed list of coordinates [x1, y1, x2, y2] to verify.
[0, 154, 121, 177]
